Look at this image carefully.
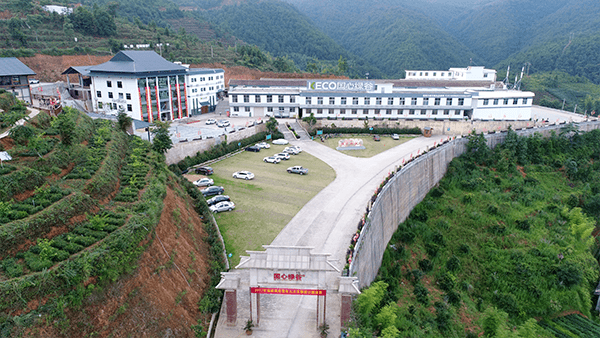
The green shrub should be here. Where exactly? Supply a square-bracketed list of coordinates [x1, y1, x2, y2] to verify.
[413, 283, 429, 305]
[418, 259, 433, 273]
[446, 255, 461, 272]
[24, 252, 53, 271]
[1, 258, 24, 278]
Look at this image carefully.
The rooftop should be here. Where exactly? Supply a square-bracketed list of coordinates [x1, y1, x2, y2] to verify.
[88, 51, 187, 75]
[0, 57, 36, 77]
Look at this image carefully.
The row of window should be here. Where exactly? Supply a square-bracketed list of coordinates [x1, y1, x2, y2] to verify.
[98, 102, 133, 111]
[106, 80, 123, 88]
[482, 98, 528, 106]
[407, 71, 453, 77]
[310, 108, 464, 116]
[232, 94, 297, 104]
[97, 91, 131, 100]
[190, 74, 223, 82]
[231, 95, 473, 106]
[232, 106, 297, 113]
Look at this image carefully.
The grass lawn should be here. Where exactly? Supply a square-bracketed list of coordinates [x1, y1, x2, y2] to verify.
[186, 144, 335, 266]
[318, 135, 414, 158]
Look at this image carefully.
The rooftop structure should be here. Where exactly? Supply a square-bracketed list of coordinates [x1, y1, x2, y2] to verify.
[0, 57, 36, 104]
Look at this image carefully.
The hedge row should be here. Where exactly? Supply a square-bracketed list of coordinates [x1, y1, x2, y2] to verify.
[308, 126, 421, 136]
[0, 167, 46, 202]
[0, 162, 167, 313]
[84, 132, 128, 199]
[0, 192, 96, 259]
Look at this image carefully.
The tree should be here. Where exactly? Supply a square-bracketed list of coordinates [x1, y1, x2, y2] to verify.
[466, 130, 490, 164]
[337, 55, 348, 75]
[302, 113, 317, 131]
[117, 111, 132, 133]
[151, 121, 173, 154]
[266, 117, 279, 134]
[54, 107, 77, 146]
[8, 18, 27, 46]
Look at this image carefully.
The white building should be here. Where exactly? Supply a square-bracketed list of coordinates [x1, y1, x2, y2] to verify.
[41, 5, 73, 15]
[405, 66, 497, 82]
[62, 51, 225, 122]
[228, 74, 533, 121]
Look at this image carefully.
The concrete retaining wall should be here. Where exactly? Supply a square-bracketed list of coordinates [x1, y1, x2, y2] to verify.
[350, 121, 600, 288]
[165, 124, 266, 165]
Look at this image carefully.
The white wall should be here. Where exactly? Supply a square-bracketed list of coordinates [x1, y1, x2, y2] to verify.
[91, 76, 141, 120]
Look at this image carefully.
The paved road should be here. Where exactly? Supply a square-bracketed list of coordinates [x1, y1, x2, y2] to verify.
[215, 125, 444, 338]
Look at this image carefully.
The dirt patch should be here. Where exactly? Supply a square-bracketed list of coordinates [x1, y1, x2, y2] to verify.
[0, 136, 14, 150]
[33, 184, 213, 337]
[516, 165, 526, 178]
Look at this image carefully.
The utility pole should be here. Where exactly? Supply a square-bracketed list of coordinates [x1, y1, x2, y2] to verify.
[562, 98, 565, 111]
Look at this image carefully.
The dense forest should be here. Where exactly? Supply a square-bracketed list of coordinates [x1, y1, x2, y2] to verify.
[349, 127, 600, 337]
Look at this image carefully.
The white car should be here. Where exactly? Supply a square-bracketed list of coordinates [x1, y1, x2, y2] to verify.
[206, 118, 216, 125]
[283, 146, 300, 155]
[209, 201, 235, 213]
[233, 171, 255, 180]
[391, 134, 400, 140]
[217, 120, 230, 128]
[274, 152, 290, 161]
[256, 142, 271, 149]
[193, 178, 214, 187]
[272, 139, 289, 145]
[29, 79, 39, 84]
[263, 156, 281, 164]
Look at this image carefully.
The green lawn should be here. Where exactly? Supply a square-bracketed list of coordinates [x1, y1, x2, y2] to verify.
[195, 144, 335, 266]
[319, 135, 414, 158]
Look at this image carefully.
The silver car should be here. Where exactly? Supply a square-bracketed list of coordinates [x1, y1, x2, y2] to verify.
[209, 201, 235, 213]
[263, 156, 281, 164]
[193, 178, 214, 187]
[274, 152, 290, 160]
[287, 166, 309, 175]
[233, 171, 255, 180]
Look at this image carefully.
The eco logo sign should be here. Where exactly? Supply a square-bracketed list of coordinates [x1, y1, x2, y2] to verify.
[307, 80, 375, 92]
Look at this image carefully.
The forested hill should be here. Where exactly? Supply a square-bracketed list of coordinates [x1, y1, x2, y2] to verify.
[205, 0, 383, 78]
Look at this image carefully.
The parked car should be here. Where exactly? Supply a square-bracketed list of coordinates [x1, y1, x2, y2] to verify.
[256, 142, 271, 149]
[274, 152, 290, 161]
[272, 139, 289, 145]
[206, 195, 230, 206]
[233, 171, 255, 180]
[391, 134, 400, 140]
[263, 156, 281, 164]
[28, 79, 39, 84]
[193, 178, 214, 187]
[287, 166, 309, 175]
[217, 120, 230, 128]
[283, 146, 300, 155]
[195, 166, 214, 175]
[373, 135, 381, 141]
[205, 118, 216, 125]
[209, 201, 235, 213]
[201, 186, 224, 196]
[245, 145, 261, 152]
[180, 168, 190, 175]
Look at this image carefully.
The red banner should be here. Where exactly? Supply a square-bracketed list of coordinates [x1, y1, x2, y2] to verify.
[250, 287, 326, 296]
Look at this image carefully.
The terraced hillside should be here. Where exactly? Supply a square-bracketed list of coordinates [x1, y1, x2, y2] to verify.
[0, 108, 223, 336]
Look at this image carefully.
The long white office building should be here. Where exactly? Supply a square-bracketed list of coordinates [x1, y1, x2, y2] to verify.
[228, 67, 534, 121]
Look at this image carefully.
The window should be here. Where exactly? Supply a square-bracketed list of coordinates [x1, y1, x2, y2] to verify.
[483, 99, 489, 105]
[411, 98, 417, 105]
[353, 97, 359, 105]
[242, 95, 248, 103]
[352, 109, 357, 114]
[98, 102, 103, 109]
[375, 109, 380, 115]
[306, 97, 312, 105]
[409, 109, 415, 115]
[267, 95, 273, 103]
[455, 110, 462, 115]
[386, 109, 392, 115]
[107, 81, 112, 87]
[118, 93, 124, 99]
[329, 97, 335, 105]
[233, 107, 239, 112]
[255, 95, 261, 103]
[399, 98, 405, 105]
[126, 93, 131, 100]
[341, 97, 347, 105]
[423, 98, 429, 105]
[420, 110, 426, 115]
[127, 104, 132, 112]
[513, 98, 518, 105]
[290, 96, 295, 103]
[388, 98, 394, 105]
[493, 99, 499, 105]
[108, 92, 113, 99]
[340, 109, 346, 114]
[245, 107, 251, 112]
[364, 97, 370, 105]
[267, 107, 273, 112]
[503, 98, 509, 105]
[446, 98, 452, 106]
[328, 109, 334, 114]
[435, 98, 441, 105]
[458, 98, 464, 106]
[117, 81, 122, 88]
[232, 95, 238, 103]
[279, 95, 284, 103]
[290, 107, 295, 113]
[376, 97, 382, 105]
[317, 97, 323, 105]
[523, 98, 528, 104]
[441, 72, 445, 77]
[191, 78, 197, 83]
[433, 72, 437, 76]
[96, 91, 101, 98]
[192, 89, 197, 93]
[444, 110, 450, 115]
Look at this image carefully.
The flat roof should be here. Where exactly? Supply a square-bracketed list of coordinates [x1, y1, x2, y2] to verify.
[0, 57, 36, 77]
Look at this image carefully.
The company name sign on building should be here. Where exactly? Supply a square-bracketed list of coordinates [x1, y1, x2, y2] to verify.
[307, 80, 375, 91]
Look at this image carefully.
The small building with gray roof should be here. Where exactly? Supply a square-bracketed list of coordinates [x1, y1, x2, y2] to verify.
[0, 57, 36, 104]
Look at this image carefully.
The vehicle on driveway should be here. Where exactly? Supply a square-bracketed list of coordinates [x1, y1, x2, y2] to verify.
[233, 171, 255, 180]
[206, 118, 216, 125]
[195, 166, 214, 175]
[391, 134, 400, 140]
[207, 195, 230, 206]
[245, 145, 261, 152]
[274, 152, 290, 161]
[283, 146, 300, 155]
[263, 156, 281, 164]
[193, 178, 214, 187]
[29, 79, 39, 84]
[373, 135, 381, 141]
[201, 186, 224, 196]
[287, 166, 308, 175]
[272, 139, 289, 145]
[209, 201, 235, 213]
[256, 142, 271, 149]
[217, 120, 230, 128]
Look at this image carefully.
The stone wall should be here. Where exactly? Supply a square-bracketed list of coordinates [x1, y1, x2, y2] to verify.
[165, 124, 266, 165]
[350, 121, 600, 288]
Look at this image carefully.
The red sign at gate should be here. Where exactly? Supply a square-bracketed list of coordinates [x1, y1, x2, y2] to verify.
[250, 287, 326, 296]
